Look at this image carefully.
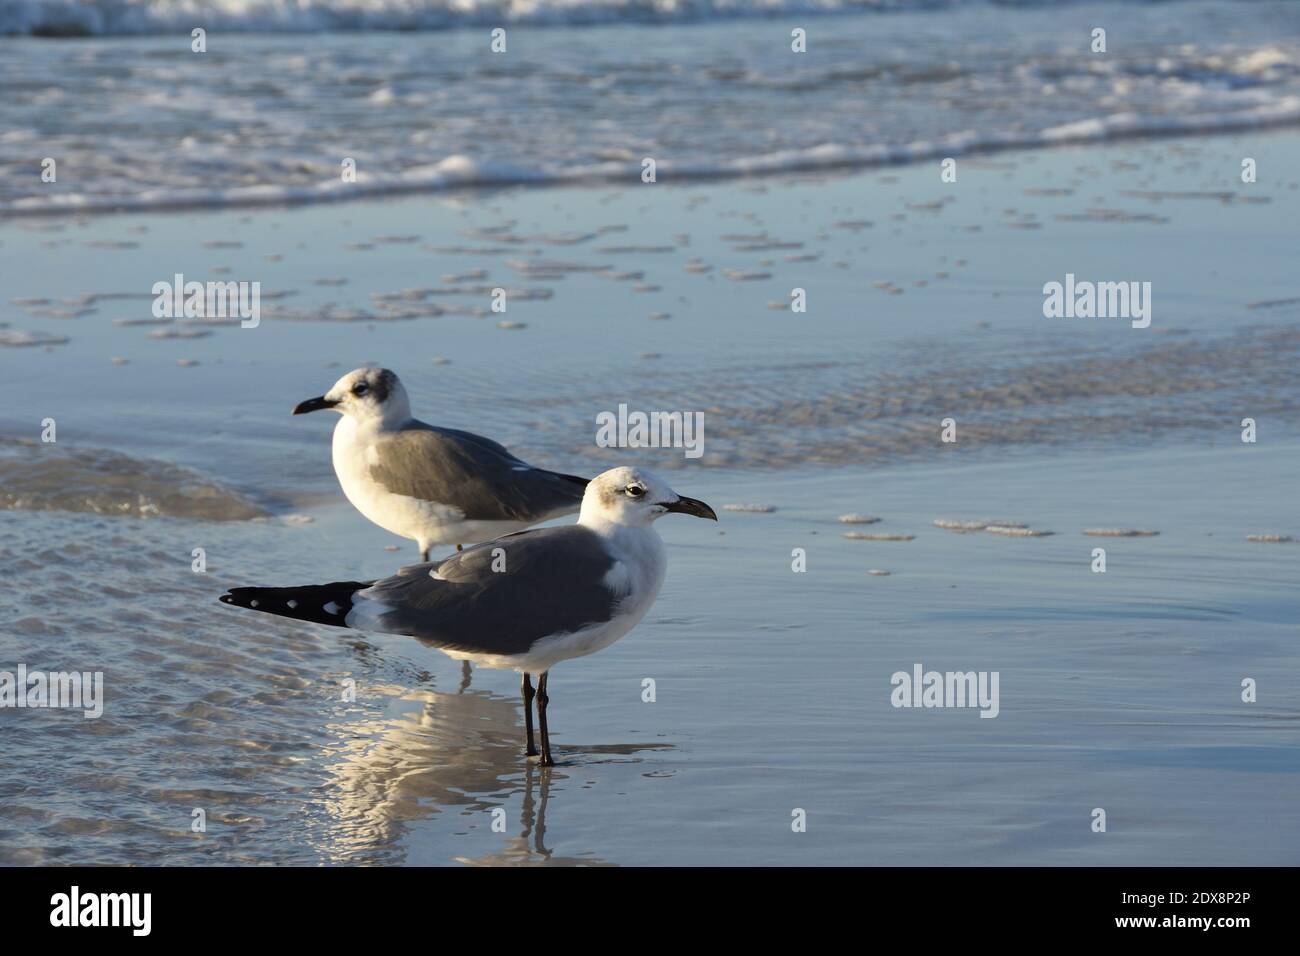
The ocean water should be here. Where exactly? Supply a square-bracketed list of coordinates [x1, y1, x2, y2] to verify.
[2, 0, 1300, 866]
[3, 1, 1300, 213]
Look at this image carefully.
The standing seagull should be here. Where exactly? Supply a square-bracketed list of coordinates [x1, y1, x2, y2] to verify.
[293, 367, 588, 559]
[220, 466, 716, 765]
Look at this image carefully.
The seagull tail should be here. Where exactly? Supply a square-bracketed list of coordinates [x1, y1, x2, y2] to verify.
[219, 580, 373, 628]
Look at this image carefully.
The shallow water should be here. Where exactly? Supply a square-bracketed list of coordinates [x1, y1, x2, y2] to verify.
[4, 131, 1300, 489]
[2, 80, 1299, 862]
[0, 436, 265, 519]
[3, 438, 1297, 865]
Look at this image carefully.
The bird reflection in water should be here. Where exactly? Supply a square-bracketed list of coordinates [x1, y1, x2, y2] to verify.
[314, 675, 669, 865]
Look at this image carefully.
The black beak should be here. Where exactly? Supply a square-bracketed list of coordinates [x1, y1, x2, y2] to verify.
[292, 395, 338, 416]
[663, 495, 718, 521]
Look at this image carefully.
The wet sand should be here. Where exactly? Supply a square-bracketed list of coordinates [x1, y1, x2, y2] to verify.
[2, 438, 1297, 865]
[2, 132, 1299, 865]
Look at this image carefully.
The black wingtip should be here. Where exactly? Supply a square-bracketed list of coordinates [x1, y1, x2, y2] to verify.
[219, 587, 259, 609]
[217, 581, 373, 627]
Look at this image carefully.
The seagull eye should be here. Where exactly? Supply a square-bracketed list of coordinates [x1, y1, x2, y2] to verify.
[626, 484, 645, 498]
[352, 382, 369, 396]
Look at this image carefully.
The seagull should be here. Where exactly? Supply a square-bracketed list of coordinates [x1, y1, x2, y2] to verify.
[220, 466, 716, 765]
[293, 366, 588, 559]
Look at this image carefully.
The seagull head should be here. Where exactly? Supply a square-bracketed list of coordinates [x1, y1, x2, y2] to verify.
[580, 466, 717, 528]
[292, 367, 411, 424]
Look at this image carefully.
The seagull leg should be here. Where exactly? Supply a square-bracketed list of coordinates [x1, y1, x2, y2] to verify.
[456, 543, 463, 552]
[420, 546, 430, 562]
[459, 659, 472, 692]
[521, 672, 538, 758]
[536, 671, 555, 767]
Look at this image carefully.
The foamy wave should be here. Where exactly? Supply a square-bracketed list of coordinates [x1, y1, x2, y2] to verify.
[4, 4, 1297, 217]
[8, 96, 1300, 217]
[5, 0, 931, 37]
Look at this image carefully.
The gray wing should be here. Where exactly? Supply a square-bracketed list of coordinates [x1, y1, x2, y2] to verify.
[353, 525, 625, 656]
[368, 421, 587, 522]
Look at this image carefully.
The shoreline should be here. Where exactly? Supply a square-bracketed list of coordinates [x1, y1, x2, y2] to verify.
[5, 0, 1300, 870]
[3, 126, 1299, 865]
[6, 123, 1300, 221]
[4, 130, 1299, 497]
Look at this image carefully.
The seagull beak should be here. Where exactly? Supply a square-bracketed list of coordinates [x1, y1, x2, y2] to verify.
[663, 495, 718, 521]
[292, 395, 339, 415]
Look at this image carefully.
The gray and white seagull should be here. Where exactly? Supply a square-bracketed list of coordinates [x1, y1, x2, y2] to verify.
[292, 366, 589, 559]
[219, 466, 717, 765]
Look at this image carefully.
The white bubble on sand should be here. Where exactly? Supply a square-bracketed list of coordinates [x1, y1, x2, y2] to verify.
[0, 330, 69, 348]
[985, 526, 1054, 537]
[723, 503, 776, 513]
[597, 245, 675, 255]
[866, 569, 892, 576]
[839, 514, 881, 524]
[1246, 534, 1295, 543]
[843, 532, 914, 541]
[149, 328, 213, 340]
[1082, 528, 1160, 537]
